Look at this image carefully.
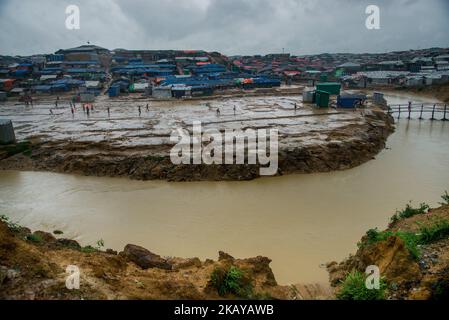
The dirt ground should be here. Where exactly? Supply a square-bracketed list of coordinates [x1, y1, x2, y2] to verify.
[0, 220, 332, 300]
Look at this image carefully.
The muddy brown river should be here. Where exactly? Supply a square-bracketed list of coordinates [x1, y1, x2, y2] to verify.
[0, 93, 448, 285]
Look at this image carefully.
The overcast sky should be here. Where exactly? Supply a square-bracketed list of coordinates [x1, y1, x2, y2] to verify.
[0, 0, 448, 56]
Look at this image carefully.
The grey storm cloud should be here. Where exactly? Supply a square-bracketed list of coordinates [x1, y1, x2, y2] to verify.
[0, 0, 448, 56]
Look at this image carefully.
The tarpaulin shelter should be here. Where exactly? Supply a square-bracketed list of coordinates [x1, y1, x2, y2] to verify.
[316, 82, 341, 95]
[34, 85, 52, 93]
[11, 69, 31, 78]
[108, 86, 120, 97]
[315, 90, 330, 108]
[337, 93, 366, 108]
[0, 79, 15, 91]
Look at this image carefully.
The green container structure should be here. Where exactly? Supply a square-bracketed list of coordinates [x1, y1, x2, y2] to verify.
[316, 82, 341, 95]
[319, 73, 328, 82]
[315, 90, 330, 108]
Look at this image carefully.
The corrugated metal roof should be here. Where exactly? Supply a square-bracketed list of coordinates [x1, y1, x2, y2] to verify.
[338, 62, 361, 68]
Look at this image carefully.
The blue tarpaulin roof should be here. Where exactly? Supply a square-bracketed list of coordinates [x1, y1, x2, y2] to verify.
[34, 85, 52, 91]
[111, 64, 176, 71]
[51, 83, 68, 89]
[66, 68, 103, 73]
[40, 68, 63, 75]
[159, 73, 280, 88]
[52, 79, 85, 86]
[12, 69, 30, 74]
[112, 68, 174, 76]
[34, 84, 69, 91]
[160, 77, 233, 88]
[64, 61, 99, 65]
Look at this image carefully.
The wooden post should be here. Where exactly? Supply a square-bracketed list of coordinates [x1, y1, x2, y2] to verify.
[419, 104, 424, 120]
[443, 104, 448, 121]
[431, 104, 436, 120]
[397, 105, 401, 119]
[407, 102, 412, 120]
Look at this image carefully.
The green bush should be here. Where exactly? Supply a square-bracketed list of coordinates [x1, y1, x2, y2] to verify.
[0, 214, 22, 232]
[390, 202, 429, 223]
[80, 239, 105, 253]
[440, 191, 449, 206]
[337, 271, 387, 300]
[80, 245, 97, 253]
[96, 239, 105, 249]
[210, 266, 253, 298]
[418, 219, 449, 244]
[26, 233, 43, 243]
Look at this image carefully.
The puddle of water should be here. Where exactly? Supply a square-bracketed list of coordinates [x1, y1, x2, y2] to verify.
[0, 93, 448, 284]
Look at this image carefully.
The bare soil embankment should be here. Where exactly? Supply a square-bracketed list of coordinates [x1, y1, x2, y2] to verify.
[0, 220, 332, 300]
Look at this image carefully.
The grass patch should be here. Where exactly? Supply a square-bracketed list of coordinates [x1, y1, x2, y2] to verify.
[418, 219, 449, 244]
[336, 271, 387, 300]
[80, 245, 97, 253]
[361, 228, 420, 260]
[26, 233, 43, 243]
[390, 202, 429, 224]
[80, 239, 105, 253]
[210, 266, 253, 298]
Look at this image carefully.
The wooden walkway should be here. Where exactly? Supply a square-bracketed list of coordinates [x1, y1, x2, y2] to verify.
[387, 102, 448, 120]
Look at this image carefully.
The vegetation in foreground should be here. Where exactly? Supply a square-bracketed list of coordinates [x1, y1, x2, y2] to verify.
[336, 271, 387, 300]
[210, 265, 254, 298]
[390, 202, 429, 224]
[330, 192, 449, 300]
[440, 191, 449, 205]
